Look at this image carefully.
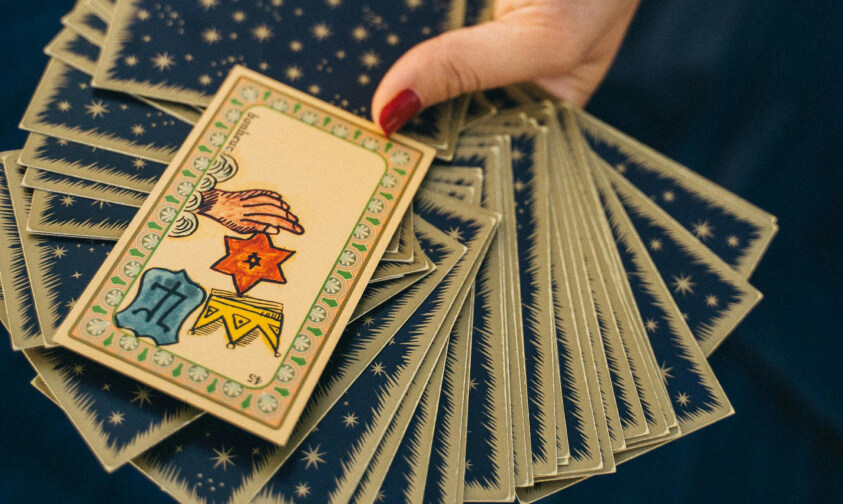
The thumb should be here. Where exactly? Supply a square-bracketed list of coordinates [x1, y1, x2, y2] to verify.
[372, 20, 554, 136]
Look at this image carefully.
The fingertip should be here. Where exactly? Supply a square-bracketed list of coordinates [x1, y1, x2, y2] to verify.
[265, 226, 280, 235]
[377, 89, 423, 137]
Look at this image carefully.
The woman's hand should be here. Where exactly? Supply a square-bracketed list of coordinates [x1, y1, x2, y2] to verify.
[373, 0, 640, 135]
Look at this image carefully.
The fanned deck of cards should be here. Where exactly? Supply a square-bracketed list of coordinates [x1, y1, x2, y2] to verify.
[0, 1, 778, 503]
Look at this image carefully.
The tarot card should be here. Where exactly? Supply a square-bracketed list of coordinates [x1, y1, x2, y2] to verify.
[469, 121, 558, 477]
[516, 150, 735, 504]
[93, 0, 467, 150]
[19, 133, 167, 193]
[27, 189, 136, 240]
[25, 346, 200, 471]
[53, 67, 436, 444]
[62, 1, 108, 45]
[454, 137, 530, 488]
[360, 312, 462, 504]
[0, 153, 46, 348]
[23, 167, 147, 207]
[381, 208, 415, 263]
[49, 21, 202, 125]
[31, 375, 56, 402]
[575, 108, 777, 278]
[351, 254, 433, 321]
[603, 165, 763, 355]
[461, 92, 497, 132]
[369, 234, 429, 283]
[425, 165, 485, 192]
[133, 216, 466, 504]
[558, 107, 675, 445]
[536, 114, 648, 445]
[421, 181, 476, 203]
[20, 59, 193, 162]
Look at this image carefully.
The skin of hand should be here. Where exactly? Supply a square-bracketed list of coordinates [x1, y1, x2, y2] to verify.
[373, 0, 641, 135]
[197, 188, 304, 236]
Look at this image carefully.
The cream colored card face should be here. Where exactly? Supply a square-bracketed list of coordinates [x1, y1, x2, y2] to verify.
[53, 67, 435, 445]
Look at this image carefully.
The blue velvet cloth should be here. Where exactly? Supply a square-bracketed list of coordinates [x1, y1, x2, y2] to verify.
[0, 1, 840, 502]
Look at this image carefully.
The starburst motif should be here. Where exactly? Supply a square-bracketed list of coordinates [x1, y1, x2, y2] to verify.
[649, 238, 663, 251]
[52, 245, 68, 258]
[57, 100, 72, 112]
[300, 444, 326, 470]
[465, 459, 473, 471]
[662, 190, 676, 202]
[198, 74, 213, 86]
[295, 482, 311, 497]
[64, 298, 76, 309]
[58, 195, 75, 208]
[360, 50, 381, 69]
[289, 40, 303, 52]
[371, 361, 386, 376]
[659, 362, 674, 382]
[327, 0, 343, 6]
[131, 124, 146, 136]
[231, 10, 246, 22]
[727, 235, 740, 247]
[71, 363, 86, 376]
[512, 148, 525, 161]
[101, 383, 111, 391]
[132, 158, 146, 170]
[202, 27, 222, 44]
[90, 200, 111, 210]
[406, 0, 423, 8]
[199, 0, 219, 9]
[358, 74, 370, 85]
[124, 55, 138, 66]
[342, 412, 359, 427]
[675, 392, 691, 407]
[252, 24, 274, 43]
[108, 411, 125, 425]
[71, 272, 82, 279]
[445, 226, 463, 242]
[85, 99, 109, 119]
[151, 52, 175, 71]
[375, 490, 386, 502]
[616, 163, 627, 173]
[645, 318, 659, 332]
[311, 22, 331, 40]
[362, 315, 375, 326]
[705, 294, 719, 307]
[351, 25, 369, 41]
[308, 84, 321, 95]
[386, 33, 400, 45]
[211, 445, 237, 470]
[468, 378, 479, 390]
[692, 219, 714, 241]
[285, 66, 303, 81]
[671, 274, 696, 296]
[131, 385, 154, 407]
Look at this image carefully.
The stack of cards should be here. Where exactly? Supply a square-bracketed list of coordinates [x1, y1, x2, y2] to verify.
[0, 1, 778, 503]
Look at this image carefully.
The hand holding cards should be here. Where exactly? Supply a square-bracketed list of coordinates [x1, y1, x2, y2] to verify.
[0, 1, 778, 503]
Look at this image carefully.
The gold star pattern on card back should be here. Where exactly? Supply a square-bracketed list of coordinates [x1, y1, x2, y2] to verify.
[692, 219, 714, 241]
[53, 246, 68, 258]
[131, 385, 154, 407]
[211, 445, 237, 470]
[671, 273, 696, 296]
[301, 444, 326, 470]
[371, 362, 386, 376]
[659, 362, 674, 382]
[342, 412, 359, 428]
[649, 238, 663, 251]
[108, 411, 125, 425]
[85, 100, 109, 119]
[675, 392, 691, 407]
[645, 318, 659, 333]
[151, 52, 175, 71]
[705, 294, 720, 307]
[295, 483, 311, 497]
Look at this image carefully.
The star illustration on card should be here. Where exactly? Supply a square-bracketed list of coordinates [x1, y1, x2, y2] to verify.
[211, 233, 295, 296]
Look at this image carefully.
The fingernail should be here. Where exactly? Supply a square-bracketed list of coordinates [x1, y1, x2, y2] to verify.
[266, 226, 279, 235]
[294, 224, 304, 234]
[378, 89, 422, 137]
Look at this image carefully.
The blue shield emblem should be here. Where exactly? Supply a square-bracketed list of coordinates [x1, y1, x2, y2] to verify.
[115, 268, 206, 346]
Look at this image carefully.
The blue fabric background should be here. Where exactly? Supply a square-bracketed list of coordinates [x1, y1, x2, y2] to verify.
[0, 1, 841, 502]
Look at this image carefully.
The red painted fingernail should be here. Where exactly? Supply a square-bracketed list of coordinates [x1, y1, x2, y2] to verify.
[378, 89, 422, 137]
